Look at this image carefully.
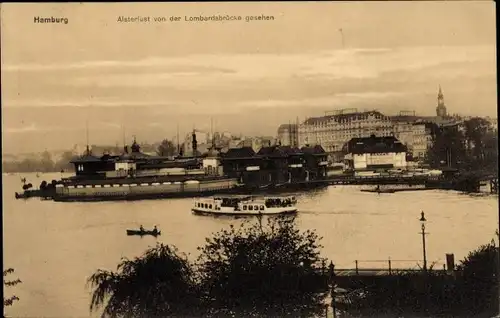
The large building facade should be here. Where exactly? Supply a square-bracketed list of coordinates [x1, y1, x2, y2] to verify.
[288, 88, 453, 162]
[391, 120, 432, 160]
[297, 109, 394, 154]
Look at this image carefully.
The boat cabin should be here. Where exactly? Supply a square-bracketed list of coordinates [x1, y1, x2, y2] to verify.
[264, 196, 296, 207]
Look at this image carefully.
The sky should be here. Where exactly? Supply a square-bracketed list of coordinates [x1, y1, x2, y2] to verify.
[1, 2, 497, 154]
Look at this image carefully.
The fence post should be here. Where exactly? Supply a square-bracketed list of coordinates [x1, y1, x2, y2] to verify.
[388, 258, 392, 275]
[355, 260, 359, 275]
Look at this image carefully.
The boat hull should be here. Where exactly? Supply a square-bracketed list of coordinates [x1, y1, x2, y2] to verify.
[53, 187, 242, 202]
[361, 189, 396, 194]
[126, 229, 161, 236]
[191, 208, 298, 216]
[52, 178, 241, 202]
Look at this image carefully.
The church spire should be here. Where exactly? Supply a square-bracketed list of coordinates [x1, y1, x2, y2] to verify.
[436, 85, 447, 117]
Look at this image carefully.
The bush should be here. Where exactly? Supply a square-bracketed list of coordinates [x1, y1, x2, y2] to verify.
[87, 243, 199, 317]
[196, 215, 328, 317]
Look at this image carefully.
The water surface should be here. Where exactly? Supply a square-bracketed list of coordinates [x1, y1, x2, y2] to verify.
[3, 172, 498, 317]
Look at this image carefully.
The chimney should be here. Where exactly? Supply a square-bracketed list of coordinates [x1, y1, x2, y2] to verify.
[192, 130, 198, 157]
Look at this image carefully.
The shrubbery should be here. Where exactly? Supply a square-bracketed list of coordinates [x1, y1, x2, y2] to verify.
[88, 216, 499, 317]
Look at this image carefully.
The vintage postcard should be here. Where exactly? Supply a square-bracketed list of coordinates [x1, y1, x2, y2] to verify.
[1, 2, 498, 318]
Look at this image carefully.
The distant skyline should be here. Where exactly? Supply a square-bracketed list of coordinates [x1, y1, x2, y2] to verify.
[1, 2, 497, 154]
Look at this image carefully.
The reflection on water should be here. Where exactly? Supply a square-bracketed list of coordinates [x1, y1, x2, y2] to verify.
[3, 173, 498, 317]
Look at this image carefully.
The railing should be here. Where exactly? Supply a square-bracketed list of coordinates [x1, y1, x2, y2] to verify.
[334, 259, 448, 276]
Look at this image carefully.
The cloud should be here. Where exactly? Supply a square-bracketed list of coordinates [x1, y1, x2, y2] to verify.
[237, 91, 407, 109]
[3, 124, 38, 133]
[44, 44, 493, 89]
[1, 58, 236, 73]
[3, 100, 183, 108]
[2, 45, 495, 118]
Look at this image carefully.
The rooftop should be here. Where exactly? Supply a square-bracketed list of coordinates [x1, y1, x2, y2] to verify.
[222, 147, 256, 159]
[344, 135, 407, 154]
[303, 110, 388, 125]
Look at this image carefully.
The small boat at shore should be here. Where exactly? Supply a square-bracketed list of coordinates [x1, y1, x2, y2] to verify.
[126, 228, 161, 237]
[361, 186, 396, 194]
[192, 195, 298, 216]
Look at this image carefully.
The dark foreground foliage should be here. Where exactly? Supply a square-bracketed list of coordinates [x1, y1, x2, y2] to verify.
[196, 216, 328, 317]
[87, 244, 199, 317]
[337, 241, 499, 317]
[88, 215, 329, 317]
[88, 217, 499, 318]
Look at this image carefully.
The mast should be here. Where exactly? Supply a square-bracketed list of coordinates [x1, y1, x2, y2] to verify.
[177, 123, 180, 155]
[296, 116, 299, 147]
[85, 120, 90, 155]
[211, 117, 215, 149]
[122, 124, 126, 147]
[288, 120, 292, 146]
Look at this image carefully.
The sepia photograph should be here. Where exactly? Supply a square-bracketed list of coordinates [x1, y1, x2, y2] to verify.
[1, 1, 498, 317]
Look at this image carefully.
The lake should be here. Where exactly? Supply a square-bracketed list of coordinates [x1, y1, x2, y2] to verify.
[3, 172, 498, 317]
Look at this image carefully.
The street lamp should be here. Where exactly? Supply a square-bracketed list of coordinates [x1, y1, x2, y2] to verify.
[419, 211, 428, 271]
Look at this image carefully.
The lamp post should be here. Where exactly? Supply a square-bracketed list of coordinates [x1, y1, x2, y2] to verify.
[419, 211, 428, 271]
[328, 261, 337, 318]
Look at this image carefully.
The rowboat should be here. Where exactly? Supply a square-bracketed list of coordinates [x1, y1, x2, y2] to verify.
[126, 229, 161, 237]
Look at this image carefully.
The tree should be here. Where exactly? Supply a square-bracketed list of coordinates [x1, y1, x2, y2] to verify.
[40, 151, 55, 172]
[426, 123, 466, 168]
[454, 240, 499, 315]
[196, 215, 328, 317]
[463, 117, 490, 160]
[426, 118, 498, 173]
[156, 139, 177, 157]
[54, 151, 79, 172]
[87, 243, 198, 318]
[4, 268, 22, 312]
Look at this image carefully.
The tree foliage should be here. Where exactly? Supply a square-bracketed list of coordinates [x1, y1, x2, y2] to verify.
[337, 239, 499, 317]
[196, 216, 328, 317]
[426, 118, 498, 172]
[2, 151, 79, 173]
[454, 240, 498, 315]
[87, 243, 198, 318]
[88, 216, 329, 317]
[156, 139, 177, 157]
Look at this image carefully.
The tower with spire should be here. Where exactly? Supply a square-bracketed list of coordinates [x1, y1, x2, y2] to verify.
[436, 85, 447, 117]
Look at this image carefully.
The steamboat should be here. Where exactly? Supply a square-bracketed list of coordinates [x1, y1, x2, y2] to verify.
[192, 195, 298, 216]
[16, 136, 240, 202]
[15, 133, 332, 202]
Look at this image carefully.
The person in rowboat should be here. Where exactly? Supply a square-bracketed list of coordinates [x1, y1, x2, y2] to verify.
[153, 225, 158, 233]
[140, 225, 144, 232]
